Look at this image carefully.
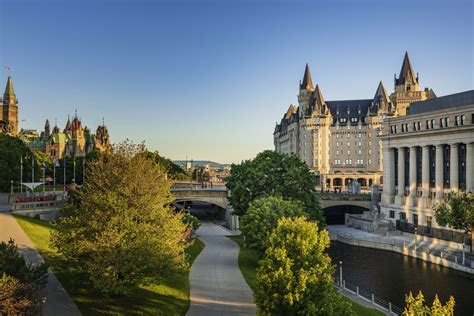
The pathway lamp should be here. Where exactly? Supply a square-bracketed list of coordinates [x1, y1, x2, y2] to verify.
[462, 243, 465, 265]
[10, 180, 13, 195]
[414, 227, 418, 250]
[339, 261, 343, 287]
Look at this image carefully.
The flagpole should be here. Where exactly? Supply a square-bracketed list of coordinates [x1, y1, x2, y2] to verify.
[53, 160, 56, 192]
[73, 157, 76, 186]
[63, 158, 66, 192]
[32, 159, 34, 183]
[82, 158, 85, 185]
[43, 165, 45, 194]
[20, 157, 23, 194]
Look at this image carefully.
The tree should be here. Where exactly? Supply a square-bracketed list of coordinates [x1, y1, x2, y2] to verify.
[146, 151, 191, 181]
[0, 134, 32, 192]
[254, 217, 353, 316]
[434, 191, 474, 250]
[226, 150, 322, 222]
[403, 291, 455, 316]
[51, 141, 188, 295]
[240, 196, 306, 253]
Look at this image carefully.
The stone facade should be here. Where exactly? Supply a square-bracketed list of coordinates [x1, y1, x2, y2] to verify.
[274, 52, 434, 190]
[0, 77, 19, 136]
[19, 114, 111, 160]
[380, 90, 474, 232]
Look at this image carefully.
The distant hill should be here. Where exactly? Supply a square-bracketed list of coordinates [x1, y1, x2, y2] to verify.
[174, 160, 230, 169]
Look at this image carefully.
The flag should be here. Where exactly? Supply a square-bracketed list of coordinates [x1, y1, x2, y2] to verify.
[42, 161, 46, 169]
[4, 66, 11, 72]
[54, 159, 60, 167]
[20, 156, 23, 166]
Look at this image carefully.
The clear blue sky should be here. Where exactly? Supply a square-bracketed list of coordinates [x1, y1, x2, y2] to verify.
[1, 0, 472, 163]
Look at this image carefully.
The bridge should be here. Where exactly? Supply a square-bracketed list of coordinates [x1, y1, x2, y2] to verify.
[171, 184, 373, 223]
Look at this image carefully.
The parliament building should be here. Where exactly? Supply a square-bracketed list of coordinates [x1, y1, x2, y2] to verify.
[1, 76, 110, 160]
[273, 52, 436, 190]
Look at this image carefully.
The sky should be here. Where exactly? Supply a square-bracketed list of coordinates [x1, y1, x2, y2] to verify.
[1, 0, 473, 163]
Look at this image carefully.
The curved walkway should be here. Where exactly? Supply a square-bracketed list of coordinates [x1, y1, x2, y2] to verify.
[187, 222, 256, 316]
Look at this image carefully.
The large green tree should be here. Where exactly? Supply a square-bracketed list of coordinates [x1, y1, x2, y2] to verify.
[254, 217, 353, 316]
[226, 150, 322, 222]
[0, 134, 31, 192]
[434, 191, 474, 250]
[51, 141, 188, 295]
[240, 196, 306, 254]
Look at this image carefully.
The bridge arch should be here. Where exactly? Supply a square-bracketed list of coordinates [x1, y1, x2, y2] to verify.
[323, 204, 370, 225]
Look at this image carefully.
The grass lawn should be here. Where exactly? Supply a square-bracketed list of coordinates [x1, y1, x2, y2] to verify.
[14, 215, 204, 315]
[228, 235, 383, 316]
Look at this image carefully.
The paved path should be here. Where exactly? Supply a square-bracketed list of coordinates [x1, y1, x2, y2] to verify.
[0, 207, 81, 316]
[187, 222, 256, 316]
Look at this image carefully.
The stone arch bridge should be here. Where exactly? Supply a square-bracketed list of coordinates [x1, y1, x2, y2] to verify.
[171, 186, 373, 214]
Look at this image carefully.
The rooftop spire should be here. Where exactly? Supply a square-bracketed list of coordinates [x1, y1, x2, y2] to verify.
[300, 63, 314, 91]
[3, 76, 15, 98]
[397, 51, 417, 85]
[374, 81, 390, 102]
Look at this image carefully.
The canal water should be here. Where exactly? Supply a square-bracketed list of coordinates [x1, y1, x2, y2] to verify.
[328, 241, 474, 316]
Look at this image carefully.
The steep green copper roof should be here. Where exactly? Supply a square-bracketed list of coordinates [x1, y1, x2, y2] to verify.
[51, 132, 71, 144]
[4, 76, 15, 98]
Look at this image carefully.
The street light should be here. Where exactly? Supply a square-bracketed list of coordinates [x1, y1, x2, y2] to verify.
[339, 261, 343, 287]
[10, 180, 13, 195]
[462, 243, 466, 265]
[414, 227, 418, 250]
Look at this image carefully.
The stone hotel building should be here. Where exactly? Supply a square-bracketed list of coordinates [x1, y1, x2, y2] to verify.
[380, 90, 474, 239]
[274, 53, 435, 190]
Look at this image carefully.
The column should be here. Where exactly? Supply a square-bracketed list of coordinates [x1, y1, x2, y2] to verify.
[450, 144, 459, 191]
[382, 147, 395, 205]
[407, 147, 417, 206]
[435, 144, 444, 200]
[421, 146, 430, 199]
[467, 143, 474, 193]
[398, 147, 405, 197]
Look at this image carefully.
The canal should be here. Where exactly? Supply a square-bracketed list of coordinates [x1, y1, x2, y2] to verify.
[328, 241, 474, 316]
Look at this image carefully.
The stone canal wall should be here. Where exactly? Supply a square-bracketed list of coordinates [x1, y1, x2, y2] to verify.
[330, 232, 474, 274]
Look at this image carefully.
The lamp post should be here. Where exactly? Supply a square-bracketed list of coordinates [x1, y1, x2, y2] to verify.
[462, 243, 466, 265]
[414, 227, 418, 250]
[339, 261, 343, 287]
[10, 180, 13, 195]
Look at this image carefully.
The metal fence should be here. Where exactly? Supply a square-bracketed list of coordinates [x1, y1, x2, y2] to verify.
[396, 220, 471, 245]
[335, 277, 403, 315]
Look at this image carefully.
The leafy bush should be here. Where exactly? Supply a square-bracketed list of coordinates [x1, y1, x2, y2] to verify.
[182, 213, 201, 231]
[240, 196, 306, 253]
[255, 217, 353, 315]
[0, 239, 48, 314]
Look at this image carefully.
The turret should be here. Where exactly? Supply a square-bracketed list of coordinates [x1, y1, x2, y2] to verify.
[298, 63, 315, 117]
[1, 76, 19, 136]
[394, 52, 419, 92]
[44, 119, 51, 137]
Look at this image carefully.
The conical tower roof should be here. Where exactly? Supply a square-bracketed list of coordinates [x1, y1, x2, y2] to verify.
[374, 81, 390, 103]
[397, 52, 417, 85]
[3, 76, 15, 98]
[300, 63, 314, 91]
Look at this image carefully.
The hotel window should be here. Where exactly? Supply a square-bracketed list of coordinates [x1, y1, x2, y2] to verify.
[358, 150, 362, 155]
[347, 142, 350, 147]
[340, 117, 347, 123]
[413, 214, 419, 227]
[347, 125, 351, 130]
[358, 142, 362, 147]
[336, 150, 340, 155]
[389, 210, 395, 219]
[440, 117, 449, 128]
[336, 142, 340, 147]
[348, 159, 352, 165]
[348, 150, 351, 155]
[455, 115, 465, 126]
[368, 159, 372, 165]
[358, 125, 362, 130]
[351, 117, 358, 123]
[399, 212, 406, 221]
[347, 134, 351, 138]
[358, 133, 362, 138]
[336, 134, 340, 139]
[336, 125, 340, 130]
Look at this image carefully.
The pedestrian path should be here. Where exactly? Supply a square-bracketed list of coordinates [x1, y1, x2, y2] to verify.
[187, 222, 256, 316]
[0, 210, 81, 316]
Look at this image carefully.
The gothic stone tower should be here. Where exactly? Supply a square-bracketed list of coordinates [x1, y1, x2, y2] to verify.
[1, 77, 19, 136]
[390, 52, 435, 116]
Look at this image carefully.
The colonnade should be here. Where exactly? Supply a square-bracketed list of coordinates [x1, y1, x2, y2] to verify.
[383, 142, 473, 207]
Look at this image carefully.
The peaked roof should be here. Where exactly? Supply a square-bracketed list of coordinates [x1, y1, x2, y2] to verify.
[374, 81, 390, 103]
[314, 85, 325, 106]
[3, 76, 15, 98]
[396, 52, 417, 85]
[300, 63, 314, 91]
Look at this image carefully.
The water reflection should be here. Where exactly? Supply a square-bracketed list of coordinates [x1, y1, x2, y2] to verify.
[328, 241, 474, 316]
